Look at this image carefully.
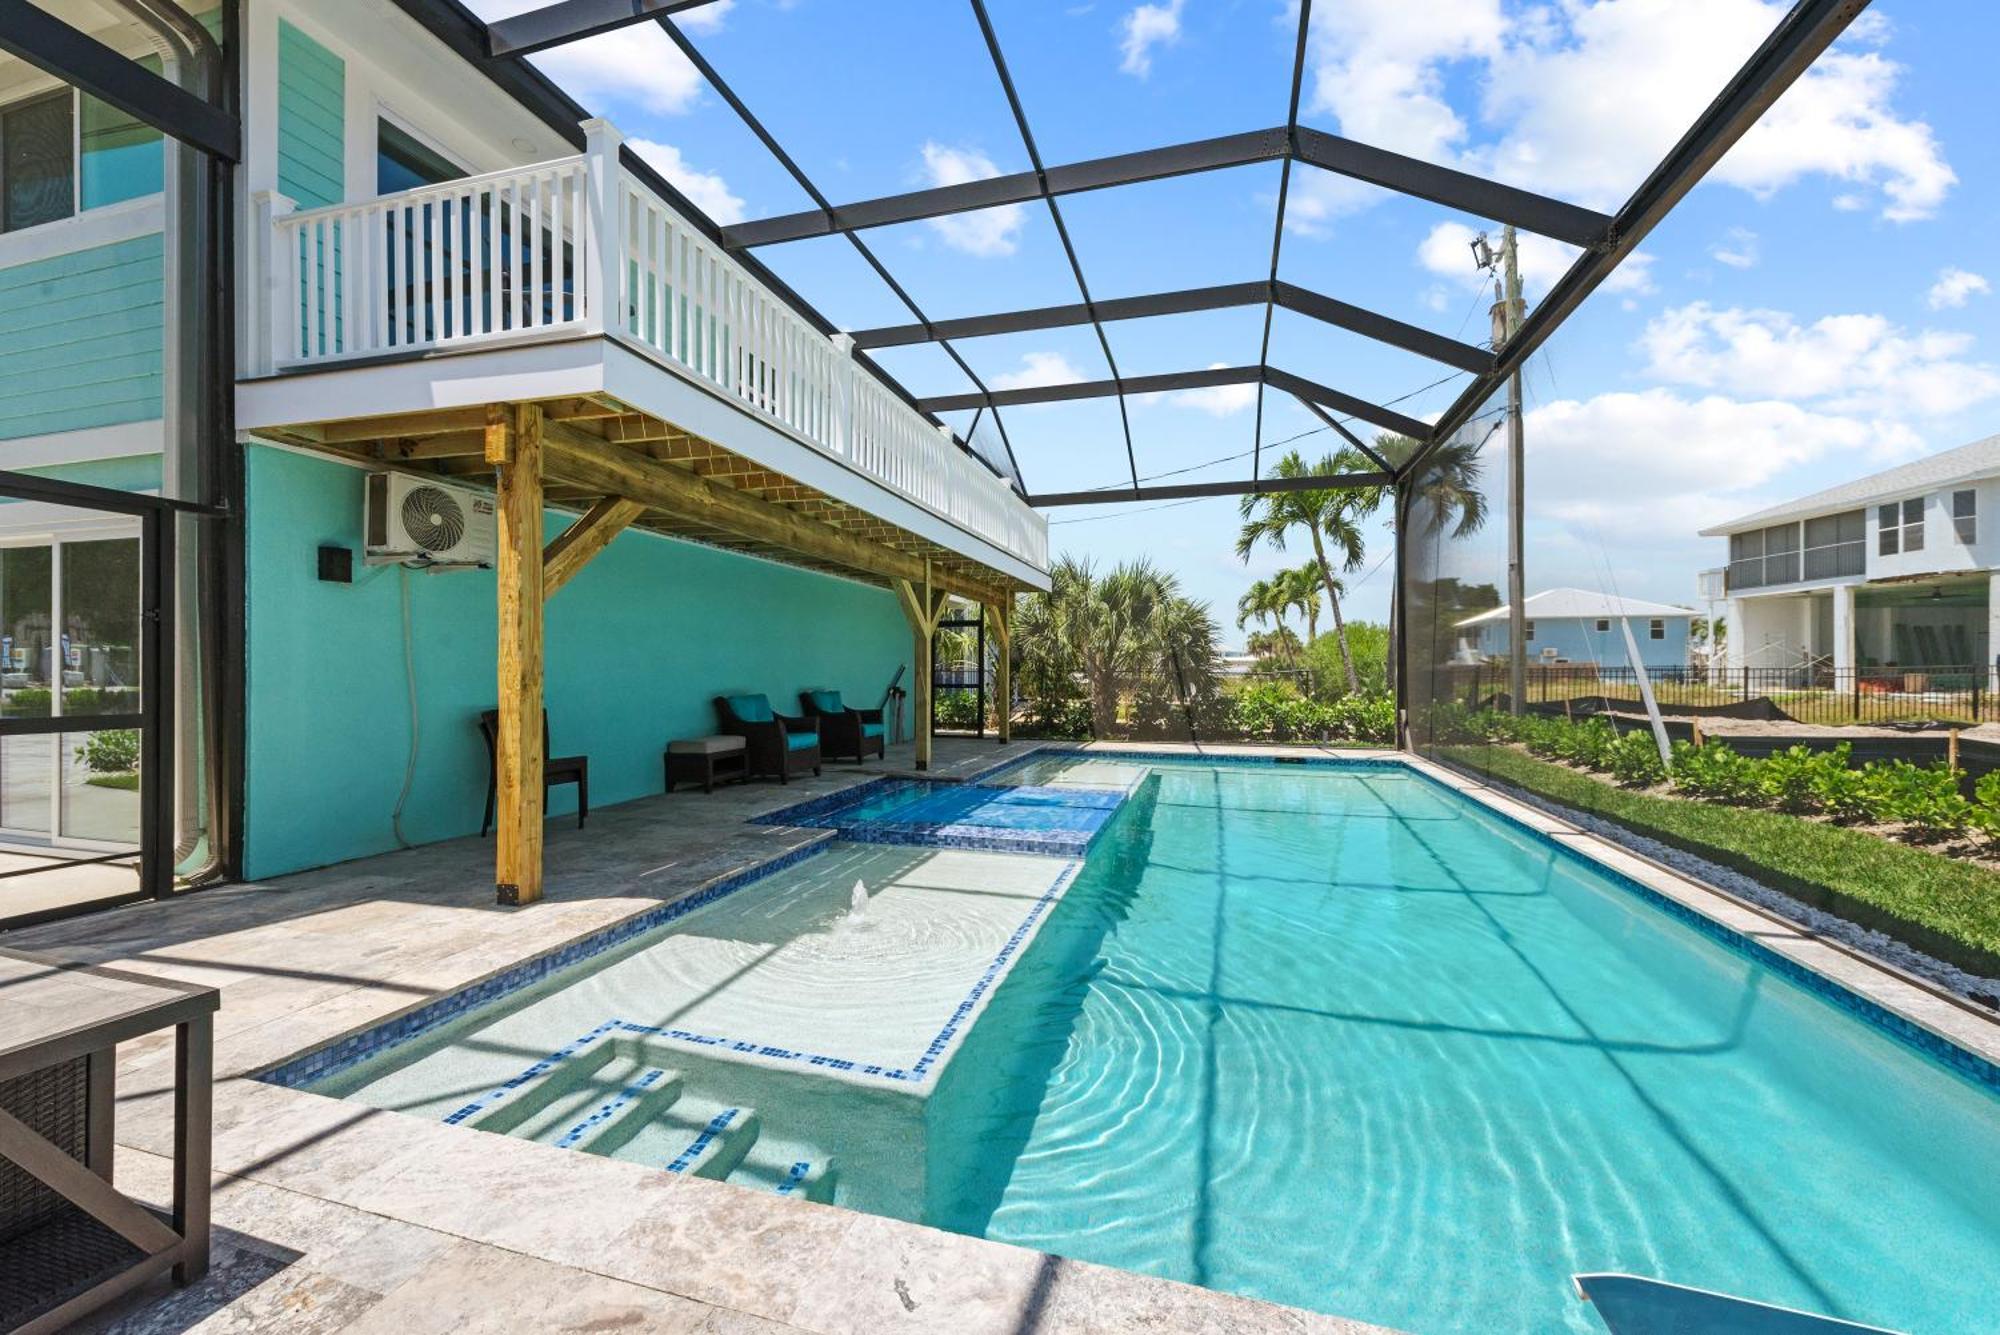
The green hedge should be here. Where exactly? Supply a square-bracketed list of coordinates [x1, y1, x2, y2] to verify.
[1442, 743, 2000, 978]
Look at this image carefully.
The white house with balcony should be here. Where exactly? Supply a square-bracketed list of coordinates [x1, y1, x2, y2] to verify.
[1700, 432, 2000, 686]
[0, 0, 1047, 888]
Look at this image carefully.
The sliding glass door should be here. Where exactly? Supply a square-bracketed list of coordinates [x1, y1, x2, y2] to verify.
[0, 528, 141, 851]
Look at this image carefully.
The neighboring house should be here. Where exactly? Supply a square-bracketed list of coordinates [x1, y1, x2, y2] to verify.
[1699, 433, 2000, 682]
[1457, 589, 1696, 670]
[0, 1, 1047, 890]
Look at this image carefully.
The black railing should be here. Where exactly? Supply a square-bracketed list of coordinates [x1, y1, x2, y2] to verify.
[1450, 663, 1993, 726]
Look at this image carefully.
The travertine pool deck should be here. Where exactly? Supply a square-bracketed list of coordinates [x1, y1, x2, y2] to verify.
[7, 737, 1393, 1335]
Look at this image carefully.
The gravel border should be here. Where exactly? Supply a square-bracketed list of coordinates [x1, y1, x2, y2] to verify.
[1475, 772, 2000, 1013]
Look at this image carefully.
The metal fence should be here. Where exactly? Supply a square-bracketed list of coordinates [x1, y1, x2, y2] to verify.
[1448, 663, 1996, 727]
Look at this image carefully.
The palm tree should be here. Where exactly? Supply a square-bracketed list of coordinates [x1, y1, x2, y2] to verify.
[1380, 433, 1488, 540]
[1235, 577, 1297, 666]
[1277, 565, 1324, 643]
[1236, 449, 1382, 693]
[1377, 432, 1492, 693]
[1014, 555, 1221, 737]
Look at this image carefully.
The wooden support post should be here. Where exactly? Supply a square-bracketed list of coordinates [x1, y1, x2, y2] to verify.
[987, 596, 1013, 744]
[897, 567, 949, 772]
[544, 495, 645, 597]
[495, 403, 546, 905]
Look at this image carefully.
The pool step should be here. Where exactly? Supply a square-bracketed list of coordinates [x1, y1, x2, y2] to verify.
[723, 1137, 839, 1204]
[661, 1099, 763, 1181]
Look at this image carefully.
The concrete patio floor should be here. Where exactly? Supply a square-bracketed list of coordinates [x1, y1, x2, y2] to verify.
[6, 736, 1393, 1335]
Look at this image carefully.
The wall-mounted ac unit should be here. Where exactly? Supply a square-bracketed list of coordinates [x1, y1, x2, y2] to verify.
[365, 473, 497, 569]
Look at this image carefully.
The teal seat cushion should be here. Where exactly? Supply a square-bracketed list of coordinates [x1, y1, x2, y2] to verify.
[785, 731, 819, 752]
[807, 689, 845, 714]
[726, 694, 773, 723]
[861, 722, 885, 739]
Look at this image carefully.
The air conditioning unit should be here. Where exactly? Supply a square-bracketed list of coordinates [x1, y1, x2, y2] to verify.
[365, 473, 497, 569]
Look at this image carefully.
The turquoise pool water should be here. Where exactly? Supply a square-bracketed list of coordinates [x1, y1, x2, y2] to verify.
[926, 760, 2000, 1333]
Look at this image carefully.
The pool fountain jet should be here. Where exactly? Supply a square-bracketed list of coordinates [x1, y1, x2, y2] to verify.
[845, 878, 869, 926]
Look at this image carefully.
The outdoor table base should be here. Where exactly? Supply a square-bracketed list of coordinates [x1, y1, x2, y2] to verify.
[0, 948, 217, 1333]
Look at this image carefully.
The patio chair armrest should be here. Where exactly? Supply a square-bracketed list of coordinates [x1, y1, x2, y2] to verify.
[774, 711, 811, 732]
[851, 706, 884, 724]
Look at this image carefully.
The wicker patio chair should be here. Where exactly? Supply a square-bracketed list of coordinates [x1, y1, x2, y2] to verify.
[714, 693, 821, 782]
[798, 689, 886, 763]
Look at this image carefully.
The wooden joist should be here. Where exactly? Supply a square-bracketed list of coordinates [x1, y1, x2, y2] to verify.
[540, 420, 1013, 606]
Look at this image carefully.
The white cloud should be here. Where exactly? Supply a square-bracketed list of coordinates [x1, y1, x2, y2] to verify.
[628, 139, 745, 225]
[1710, 227, 1760, 269]
[1927, 268, 1992, 311]
[1172, 364, 1257, 417]
[1294, 0, 1951, 231]
[1522, 388, 1923, 539]
[993, 352, 1088, 392]
[461, 0, 731, 114]
[1640, 301, 2000, 419]
[1481, 2, 1952, 220]
[1416, 221, 1654, 302]
[1119, 0, 1184, 78]
[919, 143, 1026, 257]
[531, 28, 706, 117]
[1307, 0, 1505, 162]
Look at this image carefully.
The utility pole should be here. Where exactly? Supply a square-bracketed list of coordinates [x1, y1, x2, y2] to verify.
[1483, 226, 1528, 714]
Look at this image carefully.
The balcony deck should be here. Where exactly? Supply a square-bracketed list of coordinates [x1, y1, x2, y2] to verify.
[237, 122, 1046, 595]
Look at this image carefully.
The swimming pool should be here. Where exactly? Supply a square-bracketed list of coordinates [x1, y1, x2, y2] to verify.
[297, 754, 2000, 1333]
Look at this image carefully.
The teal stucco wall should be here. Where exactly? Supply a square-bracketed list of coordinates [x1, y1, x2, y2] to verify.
[0, 235, 163, 442]
[242, 444, 909, 879]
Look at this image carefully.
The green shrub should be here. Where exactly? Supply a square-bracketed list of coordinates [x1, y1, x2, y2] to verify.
[1757, 744, 1854, 814]
[1671, 740, 1762, 803]
[1605, 729, 1667, 787]
[1813, 761, 1880, 825]
[75, 728, 139, 775]
[1326, 692, 1395, 745]
[1871, 761, 1973, 841]
[1556, 718, 1617, 771]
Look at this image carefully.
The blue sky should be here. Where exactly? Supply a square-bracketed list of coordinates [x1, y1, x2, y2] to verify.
[471, 0, 1999, 641]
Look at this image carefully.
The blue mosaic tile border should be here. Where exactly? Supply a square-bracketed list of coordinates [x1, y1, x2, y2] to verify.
[750, 778, 899, 827]
[970, 745, 1409, 786]
[777, 1161, 812, 1195]
[257, 836, 835, 1091]
[556, 1067, 668, 1149]
[1407, 762, 2000, 1095]
[667, 1107, 742, 1173]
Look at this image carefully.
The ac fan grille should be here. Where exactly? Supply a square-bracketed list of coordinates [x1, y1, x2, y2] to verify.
[400, 486, 468, 553]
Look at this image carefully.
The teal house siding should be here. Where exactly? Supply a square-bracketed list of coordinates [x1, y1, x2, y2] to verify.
[277, 21, 345, 209]
[242, 445, 908, 879]
[0, 235, 163, 441]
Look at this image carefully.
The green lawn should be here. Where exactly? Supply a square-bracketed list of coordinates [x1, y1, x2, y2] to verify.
[1438, 743, 2000, 978]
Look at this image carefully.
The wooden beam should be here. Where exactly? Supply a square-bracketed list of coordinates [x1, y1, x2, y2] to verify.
[540, 421, 1013, 606]
[381, 432, 489, 461]
[483, 403, 512, 466]
[987, 597, 1013, 744]
[543, 496, 646, 597]
[315, 406, 494, 444]
[494, 404, 545, 905]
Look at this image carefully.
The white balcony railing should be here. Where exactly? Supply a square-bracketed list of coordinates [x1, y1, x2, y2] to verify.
[259, 120, 1046, 574]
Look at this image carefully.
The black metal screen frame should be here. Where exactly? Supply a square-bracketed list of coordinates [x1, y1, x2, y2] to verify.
[467, 0, 1872, 504]
[0, 472, 213, 918]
